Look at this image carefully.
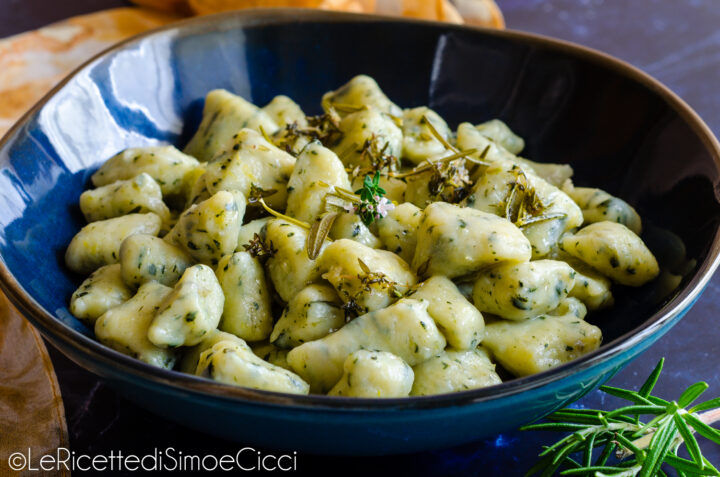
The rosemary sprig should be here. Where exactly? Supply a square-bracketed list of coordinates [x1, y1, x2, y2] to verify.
[275, 107, 343, 151]
[523, 359, 720, 477]
[501, 167, 567, 228]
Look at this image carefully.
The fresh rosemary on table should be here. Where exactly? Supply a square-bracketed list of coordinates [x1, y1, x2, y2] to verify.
[523, 359, 720, 477]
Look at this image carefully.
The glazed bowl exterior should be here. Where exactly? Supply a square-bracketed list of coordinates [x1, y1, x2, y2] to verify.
[1, 9, 719, 455]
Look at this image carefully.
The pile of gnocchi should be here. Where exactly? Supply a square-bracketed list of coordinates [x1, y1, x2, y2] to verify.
[66, 75, 659, 398]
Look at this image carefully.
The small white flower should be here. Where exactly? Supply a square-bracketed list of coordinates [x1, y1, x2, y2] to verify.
[343, 202, 356, 213]
[376, 198, 395, 218]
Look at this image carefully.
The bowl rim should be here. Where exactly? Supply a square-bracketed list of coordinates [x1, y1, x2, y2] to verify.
[1, 8, 720, 412]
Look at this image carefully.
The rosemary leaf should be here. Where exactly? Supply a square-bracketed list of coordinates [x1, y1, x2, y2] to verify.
[678, 382, 710, 408]
[638, 418, 676, 477]
[639, 358, 665, 398]
[673, 412, 704, 466]
[598, 385, 655, 405]
[692, 397, 720, 413]
[665, 454, 718, 475]
[306, 212, 338, 260]
[605, 405, 666, 419]
[683, 412, 720, 445]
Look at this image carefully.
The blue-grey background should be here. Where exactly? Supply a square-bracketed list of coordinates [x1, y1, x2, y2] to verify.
[1, 0, 719, 474]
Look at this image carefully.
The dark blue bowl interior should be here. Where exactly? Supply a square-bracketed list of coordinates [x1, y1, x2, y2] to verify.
[1, 16, 718, 354]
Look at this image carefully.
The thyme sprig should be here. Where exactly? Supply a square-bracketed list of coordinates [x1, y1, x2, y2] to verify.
[320, 172, 395, 227]
[523, 358, 720, 477]
[353, 172, 395, 226]
[243, 233, 277, 261]
[341, 259, 403, 321]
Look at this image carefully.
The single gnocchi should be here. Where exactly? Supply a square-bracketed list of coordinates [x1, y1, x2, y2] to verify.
[65, 213, 162, 275]
[184, 89, 279, 161]
[70, 264, 132, 324]
[412, 202, 532, 278]
[483, 299, 602, 377]
[329, 350, 414, 398]
[216, 251, 273, 342]
[270, 284, 345, 349]
[320, 239, 417, 314]
[410, 348, 502, 396]
[80, 173, 170, 223]
[408, 276, 485, 350]
[560, 221, 659, 286]
[94, 281, 176, 368]
[165, 190, 245, 266]
[471, 260, 576, 320]
[196, 340, 309, 395]
[147, 264, 225, 348]
[119, 234, 194, 289]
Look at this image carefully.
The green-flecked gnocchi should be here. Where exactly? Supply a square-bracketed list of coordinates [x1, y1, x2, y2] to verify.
[376, 202, 422, 263]
[408, 276, 484, 350]
[184, 89, 279, 161]
[561, 221, 659, 286]
[70, 264, 132, 324]
[329, 212, 383, 249]
[91, 146, 200, 200]
[412, 202, 532, 278]
[94, 281, 176, 368]
[285, 140, 351, 223]
[483, 298, 602, 377]
[287, 298, 445, 392]
[216, 251, 272, 342]
[320, 239, 417, 314]
[65, 213, 162, 275]
[196, 340, 309, 395]
[332, 108, 403, 170]
[474, 119, 525, 155]
[329, 350, 414, 398]
[262, 95, 307, 129]
[270, 284, 344, 349]
[202, 128, 295, 210]
[564, 185, 643, 235]
[463, 163, 583, 258]
[80, 173, 170, 224]
[401, 107, 452, 164]
[471, 260, 576, 320]
[165, 190, 245, 266]
[321, 74, 402, 118]
[178, 329, 247, 374]
[410, 348, 502, 396]
[250, 341, 292, 371]
[68, 75, 664, 397]
[119, 234, 194, 289]
[265, 219, 326, 302]
[148, 264, 224, 348]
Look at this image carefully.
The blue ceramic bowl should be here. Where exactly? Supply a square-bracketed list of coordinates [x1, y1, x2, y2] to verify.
[1, 9, 719, 455]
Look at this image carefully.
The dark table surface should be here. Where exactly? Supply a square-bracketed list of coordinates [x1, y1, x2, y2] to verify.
[2, 0, 720, 474]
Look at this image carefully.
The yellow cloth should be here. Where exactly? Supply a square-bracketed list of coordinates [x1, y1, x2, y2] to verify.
[0, 1, 502, 137]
